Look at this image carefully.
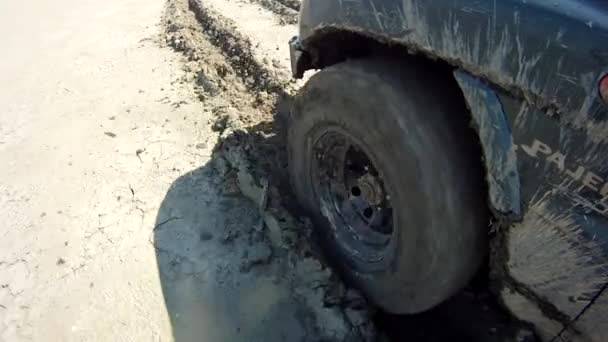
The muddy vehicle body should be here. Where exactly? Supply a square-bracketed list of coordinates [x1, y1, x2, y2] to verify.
[287, 0, 608, 340]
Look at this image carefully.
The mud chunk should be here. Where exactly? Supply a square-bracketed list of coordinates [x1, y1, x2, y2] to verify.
[104, 132, 117, 138]
[211, 107, 240, 133]
[240, 243, 272, 272]
[213, 157, 231, 177]
[196, 71, 220, 96]
[236, 169, 268, 210]
[262, 211, 283, 248]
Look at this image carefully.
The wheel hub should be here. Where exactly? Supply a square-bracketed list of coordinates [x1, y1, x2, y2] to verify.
[312, 130, 394, 255]
[356, 173, 384, 206]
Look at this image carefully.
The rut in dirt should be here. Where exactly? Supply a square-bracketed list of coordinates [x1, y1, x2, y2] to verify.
[248, 0, 298, 24]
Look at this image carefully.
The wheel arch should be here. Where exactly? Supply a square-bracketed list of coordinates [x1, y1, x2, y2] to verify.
[297, 29, 522, 220]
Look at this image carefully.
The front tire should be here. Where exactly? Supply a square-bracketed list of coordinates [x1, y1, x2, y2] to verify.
[288, 58, 488, 313]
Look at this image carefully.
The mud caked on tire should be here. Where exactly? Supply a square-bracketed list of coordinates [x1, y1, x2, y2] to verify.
[288, 59, 489, 313]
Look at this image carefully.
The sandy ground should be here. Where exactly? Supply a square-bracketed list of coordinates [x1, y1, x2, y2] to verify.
[0, 0, 376, 341]
[0, 0, 214, 340]
[0, 0, 196, 339]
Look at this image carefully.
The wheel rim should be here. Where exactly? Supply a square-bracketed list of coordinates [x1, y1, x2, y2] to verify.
[312, 129, 395, 264]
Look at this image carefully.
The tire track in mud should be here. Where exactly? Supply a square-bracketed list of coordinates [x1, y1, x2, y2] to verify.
[273, 0, 301, 11]
[188, 0, 287, 94]
[164, 0, 288, 124]
[177, 0, 306, 182]
[189, 0, 296, 84]
[248, 0, 299, 25]
[161, 0, 378, 341]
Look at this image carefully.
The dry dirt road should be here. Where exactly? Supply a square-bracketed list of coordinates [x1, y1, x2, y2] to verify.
[0, 0, 376, 341]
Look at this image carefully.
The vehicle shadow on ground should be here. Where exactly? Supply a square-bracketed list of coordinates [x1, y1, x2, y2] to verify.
[152, 136, 289, 341]
[152, 94, 318, 342]
[153, 160, 261, 341]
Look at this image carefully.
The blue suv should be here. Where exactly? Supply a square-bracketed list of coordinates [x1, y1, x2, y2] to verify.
[287, 1, 608, 340]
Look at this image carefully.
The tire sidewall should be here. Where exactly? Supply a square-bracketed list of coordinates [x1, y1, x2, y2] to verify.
[288, 60, 487, 313]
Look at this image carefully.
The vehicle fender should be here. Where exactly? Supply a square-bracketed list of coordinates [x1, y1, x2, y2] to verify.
[298, 0, 608, 135]
[453, 70, 521, 217]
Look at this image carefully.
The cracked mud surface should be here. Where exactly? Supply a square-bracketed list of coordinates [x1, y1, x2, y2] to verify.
[1, 0, 533, 341]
